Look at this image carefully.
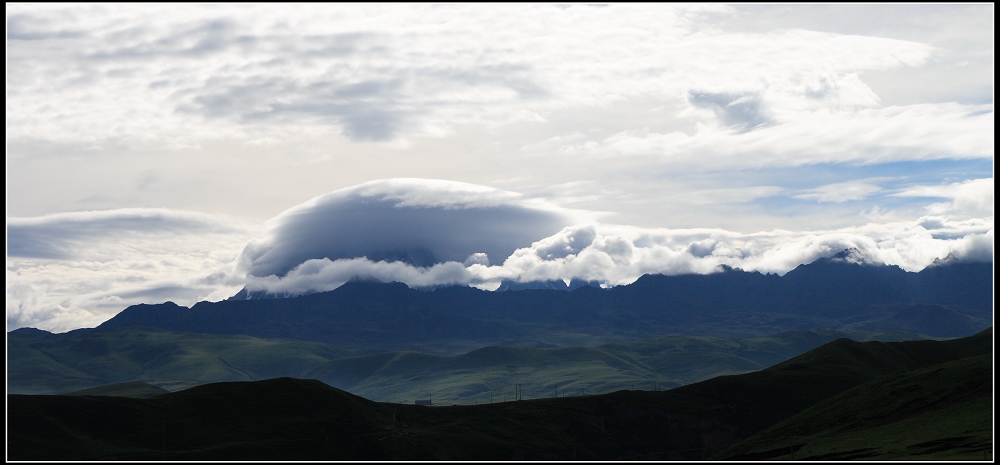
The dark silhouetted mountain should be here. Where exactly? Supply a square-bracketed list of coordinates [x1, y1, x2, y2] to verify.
[8, 328, 990, 461]
[97, 251, 992, 349]
[8, 327, 54, 336]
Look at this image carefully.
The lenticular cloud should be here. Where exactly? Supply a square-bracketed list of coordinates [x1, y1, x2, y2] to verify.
[237, 178, 581, 278]
[238, 179, 993, 298]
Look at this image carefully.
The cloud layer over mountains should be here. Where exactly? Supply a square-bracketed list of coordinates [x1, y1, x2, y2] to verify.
[239, 181, 993, 296]
[7, 178, 993, 332]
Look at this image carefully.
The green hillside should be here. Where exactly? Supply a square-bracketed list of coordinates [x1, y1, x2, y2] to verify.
[309, 328, 926, 404]
[9, 325, 926, 402]
[7, 325, 360, 394]
[714, 353, 993, 461]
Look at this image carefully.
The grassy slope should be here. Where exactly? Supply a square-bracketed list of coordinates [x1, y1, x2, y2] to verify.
[7, 325, 360, 394]
[311, 329, 923, 404]
[714, 353, 993, 461]
[9, 325, 927, 402]
[8, 329, 990, 461]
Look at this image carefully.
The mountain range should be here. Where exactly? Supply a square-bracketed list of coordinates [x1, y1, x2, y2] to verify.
[96, 250, 992, 352]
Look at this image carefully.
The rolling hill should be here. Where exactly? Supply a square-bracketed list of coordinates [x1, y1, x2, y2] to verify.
[6, 325, 363, 394]
[8, 328, 990, 461]
[714, 353, 993, 460]
[7, 324, 927, 401]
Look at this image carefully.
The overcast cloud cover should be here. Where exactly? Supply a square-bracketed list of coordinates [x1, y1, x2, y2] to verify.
[6, 4, 994, 331]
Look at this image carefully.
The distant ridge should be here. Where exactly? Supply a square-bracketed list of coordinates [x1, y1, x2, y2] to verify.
[228, 277, 604, 300]
[97, 250, 992, 348]
[8, 327, 53, 336]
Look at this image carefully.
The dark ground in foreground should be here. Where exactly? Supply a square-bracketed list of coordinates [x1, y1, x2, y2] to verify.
[7, 328, 991, 461]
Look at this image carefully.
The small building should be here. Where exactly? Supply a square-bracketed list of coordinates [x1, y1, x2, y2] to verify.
[414, 399, 432, 406]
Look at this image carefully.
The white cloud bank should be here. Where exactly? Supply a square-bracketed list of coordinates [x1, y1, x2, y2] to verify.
[893, 178, 995, 217]
[541, 103, 993, 168]
[243, 220, 993, 297]
[239, 179, 994, 296]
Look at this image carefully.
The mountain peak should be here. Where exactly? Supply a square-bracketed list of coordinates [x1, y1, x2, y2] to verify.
[792, 248, 887, 270]
[8, 326, 53, 336]
[827, 247, 881, 266]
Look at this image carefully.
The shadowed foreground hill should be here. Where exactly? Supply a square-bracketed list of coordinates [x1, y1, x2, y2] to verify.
[714, 353, 993, 460]
[8, 328, 990, 461]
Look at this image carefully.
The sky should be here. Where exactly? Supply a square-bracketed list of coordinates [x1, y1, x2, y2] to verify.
[6, 4, 994, 332]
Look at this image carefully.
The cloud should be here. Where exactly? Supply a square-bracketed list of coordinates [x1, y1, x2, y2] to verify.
[237, 179, 586, 278]
[859, 205, 894, 221]
[7, 179, 993, 331]
[6, 208, 255, 332]
[244, 258, 474, 297]
[687, 91, 769, 130]
[238, 184, 993, 298]
[546, 103, 993, 168]
[943, 229, 994, 263]
[5, 6, 993, 334]
[7, 208, 250, 259]
[9, 4, 986, 236]
[795, 179, 885, 203]
[892, 178, 994, 216]
[675, 186, 786, 205]
[6, 4, 940, 150]
[242, 220, 995, 298]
